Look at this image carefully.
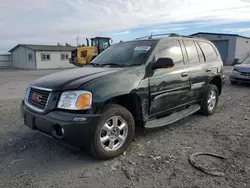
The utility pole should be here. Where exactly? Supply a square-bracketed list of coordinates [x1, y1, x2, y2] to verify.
[76, 29, 80, 46]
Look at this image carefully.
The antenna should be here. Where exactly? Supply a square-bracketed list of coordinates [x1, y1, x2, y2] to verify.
[76, 29, 80, 46]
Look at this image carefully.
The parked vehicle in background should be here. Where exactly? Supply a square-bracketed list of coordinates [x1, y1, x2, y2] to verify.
[230, 57, 250, 84]
[21, 34, 225, 159]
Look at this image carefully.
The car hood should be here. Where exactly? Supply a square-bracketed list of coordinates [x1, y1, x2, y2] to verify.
[31, 67, 121, 91]
[234, 64, 250, 72]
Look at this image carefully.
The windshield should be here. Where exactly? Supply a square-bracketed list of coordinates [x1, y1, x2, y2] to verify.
[91, 40, 154, 66]
[99, 39, 110, 50]
[242, 57, 250, 64]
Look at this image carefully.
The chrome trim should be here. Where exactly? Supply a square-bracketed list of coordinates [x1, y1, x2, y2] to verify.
[191, 82, 205, 90]
[24, 86, 52, 113]
[29, 85, 53, 91]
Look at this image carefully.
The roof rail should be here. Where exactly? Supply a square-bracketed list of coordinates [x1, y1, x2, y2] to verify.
[136, 33, 202, 40]
[136, 33, 180, 40]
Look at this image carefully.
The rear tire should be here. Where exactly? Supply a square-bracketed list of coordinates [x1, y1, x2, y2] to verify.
[231, 80, 237, 85]
[200, 84, 219, 116]
[90, 104, 135, 159]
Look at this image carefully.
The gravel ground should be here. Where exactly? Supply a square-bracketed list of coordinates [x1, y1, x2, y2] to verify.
[0, 68, 249, 188]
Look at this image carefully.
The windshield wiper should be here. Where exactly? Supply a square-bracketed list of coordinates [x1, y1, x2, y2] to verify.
[101, 63, 123, 67]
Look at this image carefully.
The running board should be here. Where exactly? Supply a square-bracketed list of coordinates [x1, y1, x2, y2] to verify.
[145, 104, 201, 129]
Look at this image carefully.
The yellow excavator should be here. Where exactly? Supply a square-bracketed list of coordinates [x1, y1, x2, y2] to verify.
[70, 37, 112, 66]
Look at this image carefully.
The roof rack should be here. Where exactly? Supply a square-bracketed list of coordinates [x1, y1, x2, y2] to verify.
[136, 33, 198, 40]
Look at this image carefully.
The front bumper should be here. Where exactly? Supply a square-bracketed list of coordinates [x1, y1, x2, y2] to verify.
[21, 101, 101, 148]
[230, 74, 250, 83]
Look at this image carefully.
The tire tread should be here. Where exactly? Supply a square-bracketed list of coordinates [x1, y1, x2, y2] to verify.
[200, 84, 219, 116]
[90, 103, 135, 159]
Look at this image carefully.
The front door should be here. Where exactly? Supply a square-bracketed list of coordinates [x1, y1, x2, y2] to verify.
[148, 39, 191, 117]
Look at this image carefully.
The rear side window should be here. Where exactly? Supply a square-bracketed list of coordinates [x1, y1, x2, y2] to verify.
[155, 39, 184, 66]
[198, 42, 217, 61]
[183, 40, 199, 64]
[194, 42, 205, 62]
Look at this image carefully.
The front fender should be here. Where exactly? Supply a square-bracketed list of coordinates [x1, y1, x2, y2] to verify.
[82, 67, 149, 113]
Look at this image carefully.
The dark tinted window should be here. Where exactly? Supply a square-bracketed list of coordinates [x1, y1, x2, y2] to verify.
[183, 40, 199, 64]
[155, 39, 184, 66]
[194, 42, 205, 62]
[81, 50, 87, 57]
[198, 42, 217, 61]
[28, 53, 32, 61]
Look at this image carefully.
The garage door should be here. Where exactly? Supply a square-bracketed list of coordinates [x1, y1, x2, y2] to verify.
[0, 54, 11, 67]
[211, 40, 229, 64]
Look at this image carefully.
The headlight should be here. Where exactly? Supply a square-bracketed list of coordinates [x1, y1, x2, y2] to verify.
[57, 90, 92, 110]
[232, 69, 239, 74]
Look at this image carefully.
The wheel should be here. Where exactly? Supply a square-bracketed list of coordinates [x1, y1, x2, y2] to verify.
[200, 84, 219, 116]
[90, 104, 135, 159]
[231, 80, 237, 85]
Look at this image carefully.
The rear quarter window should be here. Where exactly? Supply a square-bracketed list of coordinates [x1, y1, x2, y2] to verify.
[198, 42, 218, 62]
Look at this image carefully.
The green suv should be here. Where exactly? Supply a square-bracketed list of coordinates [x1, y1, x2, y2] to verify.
[21, 35, 225, 159]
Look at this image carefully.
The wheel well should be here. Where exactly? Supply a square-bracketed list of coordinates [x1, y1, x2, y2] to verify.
[105, 94, 143, 127]
[209, 77, 222, 95]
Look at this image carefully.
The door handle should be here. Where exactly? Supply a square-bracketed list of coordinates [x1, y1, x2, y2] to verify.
[206, 68, 211, 72]
[181, 72, 188, 77]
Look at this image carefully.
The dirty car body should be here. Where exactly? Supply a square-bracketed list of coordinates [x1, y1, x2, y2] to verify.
[21, 36, 225, 159]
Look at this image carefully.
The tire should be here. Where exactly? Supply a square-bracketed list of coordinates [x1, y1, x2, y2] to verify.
[90, 104, 135, 159]
[200, 84, 219, 116]
[231, 80, 237, 85]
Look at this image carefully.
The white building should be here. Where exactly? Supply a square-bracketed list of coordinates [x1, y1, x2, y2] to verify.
[9, 44, 76, 69]
[191, 32, 250, 65]
[0, 54, 11, 68]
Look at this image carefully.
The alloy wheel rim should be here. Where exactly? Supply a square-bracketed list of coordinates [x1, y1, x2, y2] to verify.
[99, 116, 128, 151]
[207, 90, 217, 111]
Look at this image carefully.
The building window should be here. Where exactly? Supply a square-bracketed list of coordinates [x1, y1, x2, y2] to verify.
[28, 53, 32, 61]
[61, 53, 69, 61]
[41, 53, 51, 61]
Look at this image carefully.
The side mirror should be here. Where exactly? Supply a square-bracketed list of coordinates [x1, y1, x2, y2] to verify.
[152, 58, 174, 70]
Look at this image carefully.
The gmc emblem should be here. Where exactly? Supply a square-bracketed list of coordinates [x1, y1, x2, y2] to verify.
[31, 92, 42, 102]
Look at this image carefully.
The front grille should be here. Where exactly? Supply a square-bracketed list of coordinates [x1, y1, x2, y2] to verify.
[28, 87, 50, 110]
[240, 72, 250, 76]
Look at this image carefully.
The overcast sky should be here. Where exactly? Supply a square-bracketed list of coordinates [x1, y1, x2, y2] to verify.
[1, 0, 250, 53]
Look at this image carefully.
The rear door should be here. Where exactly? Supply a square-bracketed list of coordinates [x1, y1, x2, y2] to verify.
[183, 39, 219, 102]
[198, 40, 221, 81]
[182, 39, 208, 102]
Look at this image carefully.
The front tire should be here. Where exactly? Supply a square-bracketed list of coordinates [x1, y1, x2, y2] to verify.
[90, 104, 135, 159]
[200, 84, 219, 116]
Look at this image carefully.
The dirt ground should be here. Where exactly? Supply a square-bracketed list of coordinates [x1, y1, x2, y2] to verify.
[0, 68, 249, 188]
